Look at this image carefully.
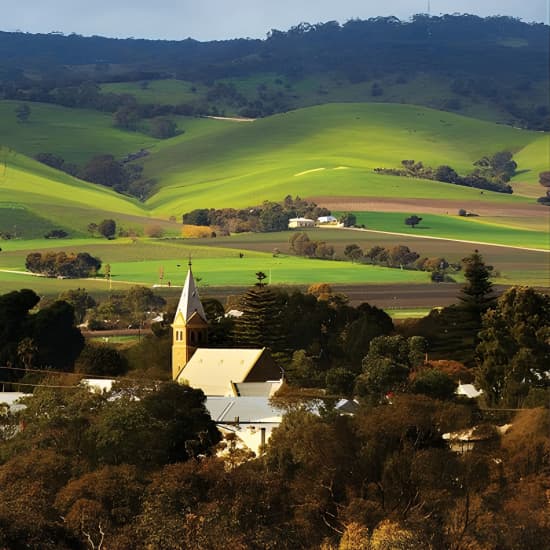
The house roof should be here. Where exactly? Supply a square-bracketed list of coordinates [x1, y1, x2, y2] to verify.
[176, 347, 276, 396]
[289, 217, 314, 223]
[456, 383, 483, 399]
[233, 381, 283, 397]
[174, 267, 206, 323]
[0, 392, 27, 412]
[205, 396, 283, 423]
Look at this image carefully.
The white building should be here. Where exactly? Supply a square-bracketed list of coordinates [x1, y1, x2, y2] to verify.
[288, 217, 315, 229]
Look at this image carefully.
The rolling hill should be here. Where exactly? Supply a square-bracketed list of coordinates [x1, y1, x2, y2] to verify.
[0, 100, 547, 294]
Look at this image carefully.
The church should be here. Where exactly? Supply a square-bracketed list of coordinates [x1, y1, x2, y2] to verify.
[171, 264, 283, 396]
[171, 265, 284, 454]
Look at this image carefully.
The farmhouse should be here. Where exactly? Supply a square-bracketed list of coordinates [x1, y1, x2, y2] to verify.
[317, 215, 338, 224]
[288, 217, 315, 228]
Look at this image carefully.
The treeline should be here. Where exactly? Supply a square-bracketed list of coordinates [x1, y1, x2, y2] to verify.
[289, 233, 460, 280]
[182, 196, 330, 233]
[1, 15, 548, 129]
[375, 151, 517, 193]
[25, 251, 101, 278]
[35, 152, 155, 200]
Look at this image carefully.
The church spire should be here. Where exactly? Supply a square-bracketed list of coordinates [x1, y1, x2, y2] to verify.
[174, 262, 207, 324]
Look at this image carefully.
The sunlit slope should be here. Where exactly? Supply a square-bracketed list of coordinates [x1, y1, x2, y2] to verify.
[143, 103, 542, 215]
[511, 134, 549, 185]
[0, 148, 147, 235]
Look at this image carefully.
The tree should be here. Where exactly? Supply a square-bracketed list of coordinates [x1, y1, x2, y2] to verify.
[339, 212, 357, 227]
[75, 343, 128, 376]
[342, 303, 394, 367]
[458, 251, 495, 314]
[98, 218, 116, 239]
[82, 155, 127, 188]
[475, 286, 550, 407]
[409, 368, 457, 400]
[30, 300, 84, 371]
[435, 165, 459, 183]
[15, 103, 31, 123]
[0, 289, 40, 378]
[405, 215, 422, 228]
[123, 285, 166, 323]
[233, 283, 286, 355]
[344, 244, 363, 263]
[537, 171, 550, 205]
[58, 288, 96, 324]
[356, 335, 427, 401]
[149, 117, 178, 138]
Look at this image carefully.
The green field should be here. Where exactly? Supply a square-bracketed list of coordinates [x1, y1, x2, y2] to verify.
[0, 100, 547, 294]
[346, 212, 549, 250]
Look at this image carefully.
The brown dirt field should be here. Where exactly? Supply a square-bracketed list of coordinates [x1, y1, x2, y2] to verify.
[311, 196, 547, 218]
[202, 283, 546, 309]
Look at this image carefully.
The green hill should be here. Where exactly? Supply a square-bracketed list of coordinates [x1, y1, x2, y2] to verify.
[0, 147, 150, 238]
[142, 103, 544, 216]
[0, 100, 158, 164]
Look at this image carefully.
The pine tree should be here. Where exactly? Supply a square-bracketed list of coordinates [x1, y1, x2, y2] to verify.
[459, 251, 496, 314]
[233, 274, 286, 357]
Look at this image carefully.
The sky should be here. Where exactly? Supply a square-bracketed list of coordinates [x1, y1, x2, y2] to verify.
[3, 0, 548, 41]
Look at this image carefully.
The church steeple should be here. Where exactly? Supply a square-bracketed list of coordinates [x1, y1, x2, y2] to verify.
[175, 261, 207, 324]
[172, 263, 208, 380]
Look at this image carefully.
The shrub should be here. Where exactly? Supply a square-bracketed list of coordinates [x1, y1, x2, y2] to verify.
[144, 224, 165, 238]
[182, 225, 213, 238]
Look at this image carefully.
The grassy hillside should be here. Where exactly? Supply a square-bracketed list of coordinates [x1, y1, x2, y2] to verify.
[143, 103, 543, 215]
[0, 100, 159, 164]
[100, 70, 549, 128]
[0, 147, 152, 237]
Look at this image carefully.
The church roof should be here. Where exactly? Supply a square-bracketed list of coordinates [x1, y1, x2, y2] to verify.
[175, 267, 207, 323]
[175, 348, 280, 396]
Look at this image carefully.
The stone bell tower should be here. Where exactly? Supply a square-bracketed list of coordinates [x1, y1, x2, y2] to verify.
[172, 262, 208, 380]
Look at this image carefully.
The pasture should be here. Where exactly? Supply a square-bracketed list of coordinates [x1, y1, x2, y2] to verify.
[143, 102, 543, 216]
[346, 211, 549, 250]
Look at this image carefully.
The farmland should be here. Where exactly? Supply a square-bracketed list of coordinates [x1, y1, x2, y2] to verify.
[0, 100, 547, 302]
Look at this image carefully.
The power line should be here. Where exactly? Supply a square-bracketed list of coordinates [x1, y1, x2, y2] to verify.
[0, 380, 82, 390]
[0, 365, 166, 384]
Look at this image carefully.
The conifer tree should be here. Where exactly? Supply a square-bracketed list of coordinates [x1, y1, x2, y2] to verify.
[233, 272, 286, 356]
[458, 251, 496, 314]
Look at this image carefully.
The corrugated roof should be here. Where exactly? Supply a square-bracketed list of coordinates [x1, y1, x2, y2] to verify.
[176, 348, 267, 396]
[174, 267, 206, 323]
[206, 396, 283, 423]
